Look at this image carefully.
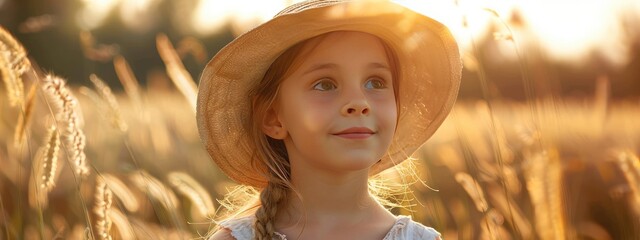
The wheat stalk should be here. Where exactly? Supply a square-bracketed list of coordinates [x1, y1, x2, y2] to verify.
[615, 150, 640, 216]
[525, 149, 565, 239]
[176, 36, 208, 64]
[94, 177, 113, 240]
[486, 185, 533, 239]
[129, 170, 180, 211]
[18, 14, 56, 33]
[156, 33, 197, 113]
[79, 30, 118, 62]
[514, 123, 539, 146]
[14, 82, 37, 146]
[113, 55, 143, 109]
[480, 209, 508, 240]
[41, 74, 90, 177]
[28, 124, 61, 209]
[101, 174, 140, 212]
[130, 171, 189, 231]
[108, 209, 136, 240]
[39, 124, 60, 191]
[89, 74, 128, 132]
[167, 171, 215, 217]
[455, 172, 489, 212]
[0, 26, 31, 107]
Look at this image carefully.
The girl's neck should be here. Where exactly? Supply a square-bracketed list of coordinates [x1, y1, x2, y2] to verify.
[277, 167, 391, 226]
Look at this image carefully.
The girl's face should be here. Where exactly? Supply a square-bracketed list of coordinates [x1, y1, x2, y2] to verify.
[266, 31, 398, 174]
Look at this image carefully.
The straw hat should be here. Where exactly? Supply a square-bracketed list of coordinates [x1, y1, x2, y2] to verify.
[197, 0, 462, 187]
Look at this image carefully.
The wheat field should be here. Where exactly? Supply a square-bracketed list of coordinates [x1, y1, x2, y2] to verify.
[2, 23, 640, 240]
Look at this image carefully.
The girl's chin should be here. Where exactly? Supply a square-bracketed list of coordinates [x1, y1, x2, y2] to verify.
[331, 155, 383, 172]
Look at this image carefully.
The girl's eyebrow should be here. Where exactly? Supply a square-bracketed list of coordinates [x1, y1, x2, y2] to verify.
[302, 62, 390, 75]
[368, 62, 391, 70]
[302, 63, 337, 75]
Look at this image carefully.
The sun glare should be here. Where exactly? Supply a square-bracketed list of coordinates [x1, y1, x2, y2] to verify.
[192, 0, 235, 35]
[395, 0, 515, 50]
[73, 0, 638, 67]
[119, 0, 160, 32]
[76, 0, 121, 30]
[396, 0, 636, 67]
[518, 0, 628, 66]
[191, 0, 299, 36]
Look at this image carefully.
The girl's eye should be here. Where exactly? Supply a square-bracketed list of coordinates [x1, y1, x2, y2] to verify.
[364, 78, 387, 89]
[312, 79, 337, 91]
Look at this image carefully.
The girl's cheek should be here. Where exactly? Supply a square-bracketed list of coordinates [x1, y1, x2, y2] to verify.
[370, 92, 397, 107]
[375, 96, 398, 121]
[306, 92, 337, 107]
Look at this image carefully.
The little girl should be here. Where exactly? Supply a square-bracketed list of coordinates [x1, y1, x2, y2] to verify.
[197, 1, 461, 239]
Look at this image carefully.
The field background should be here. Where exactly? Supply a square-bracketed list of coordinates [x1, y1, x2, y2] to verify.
[1, 0, 640, 239]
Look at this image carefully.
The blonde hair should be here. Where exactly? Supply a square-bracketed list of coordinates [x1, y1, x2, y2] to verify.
[215, 31, 409, 240]
[247, 35, 317, 240]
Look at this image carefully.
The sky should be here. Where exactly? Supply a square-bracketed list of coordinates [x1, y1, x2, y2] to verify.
[68, 0, 640, 67]
[2, 0, 639, 98]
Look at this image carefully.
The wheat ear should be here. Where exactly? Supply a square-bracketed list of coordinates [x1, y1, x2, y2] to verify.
[89, 74, 128, 131]
[101, 174, 140, 212]
[455, 172, 489, 212]
[176, 36, 208, 64]
[94, 177, 113, 240]
[39, 124, 60, 191]
[28, 124, 61, 209]
[156, 33, 197, 113]
[130, 170, 179, 211]
[79, 30, 118, 62]
[0, 26, 31, 107]
[41, 74, 89, 177]
[14, 82, 38, 146]
[616, 150, 640, 215]
[525, 150, 565, 239]
[108, 209, 135, 240]
[113, 55, 143, 109]
[168, 171, 215, 217]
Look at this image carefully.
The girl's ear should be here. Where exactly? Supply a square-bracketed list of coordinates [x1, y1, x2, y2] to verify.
[262, 107, 287, 140]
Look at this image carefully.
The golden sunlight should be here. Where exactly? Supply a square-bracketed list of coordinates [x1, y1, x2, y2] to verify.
[191, 0, 235, 35]
[192, 0, 298, 36]
[518, 0, 629, 66]
[76, 0, 121, 30]
[395, 0, 514, 48]
[119, 0, 161, 31]
[2, 0, 640, 239]
[395, 0, 638, 67]
[74, 0, 639, 67]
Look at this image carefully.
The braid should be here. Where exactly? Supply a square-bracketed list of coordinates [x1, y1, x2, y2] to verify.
[254, 180, 287, 240]
[248, 33, 325, 240]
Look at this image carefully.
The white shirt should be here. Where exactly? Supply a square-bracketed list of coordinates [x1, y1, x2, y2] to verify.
[215, 215, 441, 240]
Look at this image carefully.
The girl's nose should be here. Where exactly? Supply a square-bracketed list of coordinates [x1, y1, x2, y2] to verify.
[341, 91, 370, 116]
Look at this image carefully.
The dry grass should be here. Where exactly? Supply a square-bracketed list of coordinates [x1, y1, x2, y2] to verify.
[0, 27, 30, 107]
[94, 177, 114, 240]
[1, 25, 640, 240]
[156, 33, 198, 113]
[168, 171, 216, 219]
[41, 74, 90, 178]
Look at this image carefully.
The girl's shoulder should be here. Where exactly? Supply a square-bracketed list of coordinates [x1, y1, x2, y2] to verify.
[214, 215, 257, 240]
[384, 215, 441, 240]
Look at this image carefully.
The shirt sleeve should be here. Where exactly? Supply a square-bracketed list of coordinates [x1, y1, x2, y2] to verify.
[407, 220, 441, 240]
[385, 216, 441, 240]
[217, 216, 255, 240]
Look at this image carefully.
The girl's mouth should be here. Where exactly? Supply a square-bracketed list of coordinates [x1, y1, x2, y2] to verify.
[332, 127, 375, 139]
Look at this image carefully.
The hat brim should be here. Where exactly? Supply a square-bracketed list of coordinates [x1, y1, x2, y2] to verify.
[197, 0, 462, 187]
